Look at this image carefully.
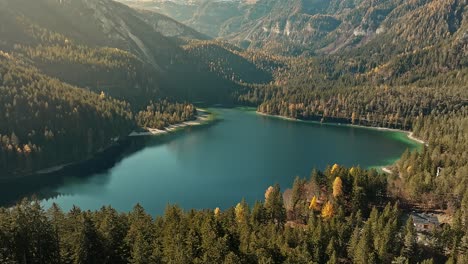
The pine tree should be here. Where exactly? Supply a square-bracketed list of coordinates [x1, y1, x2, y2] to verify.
[354, 224, 374, 264]
[401, 217, 416, 261]
[95, 206, 128, 264]
[327, 250, 338, 264]
[224, 252, 241, 264]
[251, 201, 266, 225]
[291, 177, 307, 221]
[348, 227, 360, 260]
[420, 259, 434, 264]
[264, 184, 286, 226]
[391, 256, 409, 264]
[71, 212, 104, 264]
[162, 205, 188, 263]
[126, 204, 154, 264]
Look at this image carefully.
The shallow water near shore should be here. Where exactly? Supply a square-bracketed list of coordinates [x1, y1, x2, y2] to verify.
[1, 108, 420, 215]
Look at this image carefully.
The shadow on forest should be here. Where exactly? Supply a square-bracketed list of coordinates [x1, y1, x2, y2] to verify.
[0, 121, 220, 207]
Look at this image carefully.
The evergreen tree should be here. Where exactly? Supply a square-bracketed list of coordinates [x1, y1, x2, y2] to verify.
[264, 184, 286, 227]
[291, 177, 307, 222]
[125, 204, 154, 264]
[401, 217, 416, 261]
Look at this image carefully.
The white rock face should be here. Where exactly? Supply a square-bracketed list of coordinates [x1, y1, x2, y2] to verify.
[82, 0, 160, 69]
[155, 19, 184, 37]
[284, 20, 291, 36]
[0, 51, 11, 59]
[353, 28, 366, 36]
[272, 22, 281, 34]
[376, 26, 386, 35]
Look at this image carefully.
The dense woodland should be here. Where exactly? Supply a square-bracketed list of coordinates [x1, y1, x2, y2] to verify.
[0, 54, 198, 176]
[392, 107, 468, 210]
[0, 55, 134, 176]
[0, 167, 467, 263]
[136, 101, 197, 129]
[233, 47, 468, 211]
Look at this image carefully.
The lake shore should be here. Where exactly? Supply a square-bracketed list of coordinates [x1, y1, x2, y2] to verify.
[36, 163, 73, 174]
[381, 167, 394, 174]
[256, 110, 426, 175]
[256, 111, 426, 145]
[2, 109, 214, 181]
[128, 109, 213, 137]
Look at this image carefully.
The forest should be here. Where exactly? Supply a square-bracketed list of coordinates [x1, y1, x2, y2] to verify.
[0, 55, 198, 177]
[0, 166, 467, 264]
[136, 101, 197, 129]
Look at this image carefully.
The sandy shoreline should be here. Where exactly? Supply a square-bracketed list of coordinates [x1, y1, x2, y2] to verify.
[256, 111, 427, 145]
[381, 167, 394, 174]
[256, 110, 427, 175]
[36, 163, 73, 174]
[3, 110, 214, 180]
[256, 111, 299, 121]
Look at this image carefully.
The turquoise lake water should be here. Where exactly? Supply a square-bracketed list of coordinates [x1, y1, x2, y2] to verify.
[2, 108, 420, 215]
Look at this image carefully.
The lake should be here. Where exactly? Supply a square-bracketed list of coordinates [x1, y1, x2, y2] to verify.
[1, 108, 420, 215]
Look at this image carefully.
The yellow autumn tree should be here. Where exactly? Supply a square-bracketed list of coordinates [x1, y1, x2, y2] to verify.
[309, 196, 319, 211]
[331, 163, 339, 174]
[214, 207, 220, 218]
[321, 201, 334, 218]
[333, 177, 343, 198]
[407, 166, 412, 173]
[351, 112, 357, 124]
[23, 144, 32, 155]
[349, 167, 356, 175]
[265, 186, 274, 201]
[235, 202, 247, 223]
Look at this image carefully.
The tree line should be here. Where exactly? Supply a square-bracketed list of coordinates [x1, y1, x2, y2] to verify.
[0, 166, 467, 263]
[136, 100, 197, 129]
[391, 106, 468, 210]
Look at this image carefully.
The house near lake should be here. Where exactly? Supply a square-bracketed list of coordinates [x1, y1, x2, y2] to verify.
[411, 212, 441, 232]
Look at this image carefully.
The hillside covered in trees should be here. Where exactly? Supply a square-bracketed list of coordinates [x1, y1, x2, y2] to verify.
[0, 0, 270, 176]
[0, 54, 198, 177]
[0, 0, 280, 104]
[1, 166, 467, 263]
[0, 54, 132, 176]
[125, 0, 468, 57]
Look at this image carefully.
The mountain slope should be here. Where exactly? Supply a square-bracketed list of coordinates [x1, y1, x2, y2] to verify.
[0, 53, 135, 176]
[133, 0, 467, 59]
[0, 0, 276, 176]
[136, 9, 210, 42]
[0, 0, 273, 105]
[0, 0, 177, 68]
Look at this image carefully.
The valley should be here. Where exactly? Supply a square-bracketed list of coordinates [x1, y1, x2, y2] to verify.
[0, 0, 466, 263]
[0, 108, 420, 213]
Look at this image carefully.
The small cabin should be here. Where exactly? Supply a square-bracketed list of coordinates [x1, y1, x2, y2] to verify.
[411, 212, 440, 233]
